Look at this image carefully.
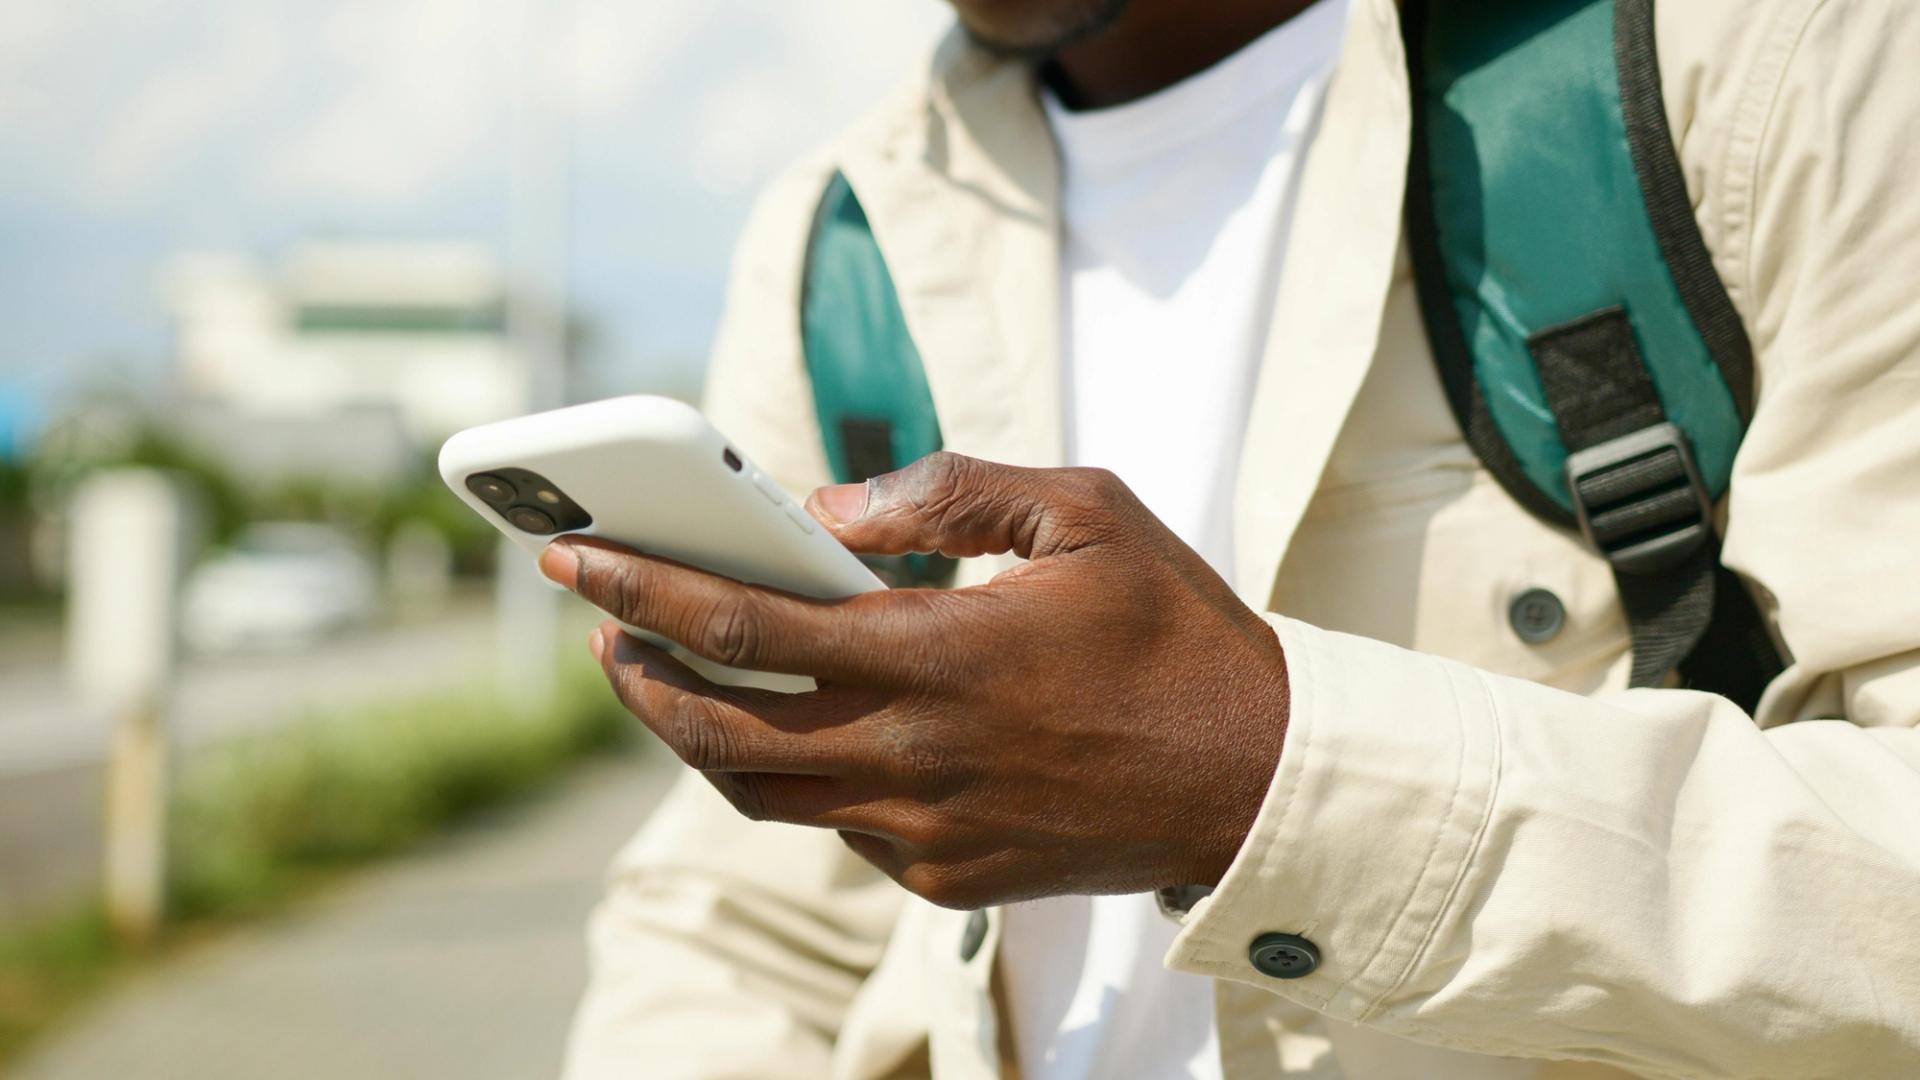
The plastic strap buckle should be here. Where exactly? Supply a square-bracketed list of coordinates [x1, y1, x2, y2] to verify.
[1564, 421, 1713, 575]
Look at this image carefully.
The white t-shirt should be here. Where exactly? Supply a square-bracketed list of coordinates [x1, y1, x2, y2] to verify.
[999, 3, 1348, 1078]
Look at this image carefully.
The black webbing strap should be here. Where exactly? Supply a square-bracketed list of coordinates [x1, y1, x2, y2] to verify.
[1682, 563, 1787, 711]
[1528, 309, 1782, 705]
[1614, 0, 1756, 423]
[837, 413, 940, 584]
[835, 415, 957, 587]
[838, 417, 898, 485]
[1611, 0, 1782, 708]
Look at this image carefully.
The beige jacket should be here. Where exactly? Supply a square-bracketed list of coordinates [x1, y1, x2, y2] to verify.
[563, 0, 1920, 1077]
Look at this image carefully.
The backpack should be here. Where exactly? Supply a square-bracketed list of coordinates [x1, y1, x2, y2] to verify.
[797, 0, 1785, 713]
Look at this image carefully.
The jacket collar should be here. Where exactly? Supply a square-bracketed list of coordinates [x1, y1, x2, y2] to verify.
[1234, 0, 1412, 603]
[840, 0, 1412, 605]
[838, 30, 1064, 470]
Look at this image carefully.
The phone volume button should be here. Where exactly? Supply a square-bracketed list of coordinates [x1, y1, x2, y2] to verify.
[784, 503, 817, 534]
[749, 470, 785, 504]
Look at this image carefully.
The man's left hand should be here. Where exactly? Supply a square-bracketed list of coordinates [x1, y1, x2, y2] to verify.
[538, 451, 1289, 909]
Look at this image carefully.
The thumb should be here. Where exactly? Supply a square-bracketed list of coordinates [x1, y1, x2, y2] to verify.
[805, 451, 1124, 561]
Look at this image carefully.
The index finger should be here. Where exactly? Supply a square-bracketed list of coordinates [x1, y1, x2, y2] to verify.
[540, 536, 936, 683]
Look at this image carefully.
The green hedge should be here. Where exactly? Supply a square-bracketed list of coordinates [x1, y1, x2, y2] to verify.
[0, 661, 634, 1064]
[168, 664, 631, 916]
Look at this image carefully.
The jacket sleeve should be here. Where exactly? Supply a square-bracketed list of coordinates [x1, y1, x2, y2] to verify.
[563, 160, 905, 1080]
[1167, 3, 1920, 1077]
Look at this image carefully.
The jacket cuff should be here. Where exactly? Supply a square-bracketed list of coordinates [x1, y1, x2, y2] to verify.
[1164, 615, 1502, 1021]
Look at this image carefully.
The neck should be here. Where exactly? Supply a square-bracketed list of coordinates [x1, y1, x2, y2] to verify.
[1046, 0, 1322, 110]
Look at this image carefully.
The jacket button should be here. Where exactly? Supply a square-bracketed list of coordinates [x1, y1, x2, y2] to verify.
[1508, 587, 1566, 644]
[1248, 932, 1319, 979]
[958, 910, 989, 962]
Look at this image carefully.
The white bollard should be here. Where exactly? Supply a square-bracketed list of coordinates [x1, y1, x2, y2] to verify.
[67, 468, 189, 947]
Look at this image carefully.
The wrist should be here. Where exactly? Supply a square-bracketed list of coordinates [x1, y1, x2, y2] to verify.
[1187, 637, 1290, 886]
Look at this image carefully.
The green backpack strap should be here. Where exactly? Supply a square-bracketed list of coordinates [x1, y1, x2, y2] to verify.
[1404, 0, 1783, 709]
[801, 171, 954, 586]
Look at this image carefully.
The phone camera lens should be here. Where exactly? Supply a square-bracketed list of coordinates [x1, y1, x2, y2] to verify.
[722, 448, 743, 473]
[505, 506, 558, 535]
[467, 474, 516, 504]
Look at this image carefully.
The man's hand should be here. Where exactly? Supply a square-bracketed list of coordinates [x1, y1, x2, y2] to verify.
[538, 451, 1289, 909]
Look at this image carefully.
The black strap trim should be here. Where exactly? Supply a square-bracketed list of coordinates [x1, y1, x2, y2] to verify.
[1614, 0, 1779, 704]
[1614, 0, 1757, 421]
[838, 416, 897, 484]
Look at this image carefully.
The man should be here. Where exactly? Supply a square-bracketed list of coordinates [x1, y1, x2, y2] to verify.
[558, 0, 1920, 1076]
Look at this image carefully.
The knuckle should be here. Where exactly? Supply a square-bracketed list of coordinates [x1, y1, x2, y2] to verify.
[1071, 466, 1128, 506]
[668, 696, 736, 771]
[905, 451, 971, 513]
[836, 829, 896, 872]
[887, 806, 946, 851]
[1042, 467, 1136, 545]
[695, 596, 763, 668]
[610, 663, 654, 717]
[719, 774, 779, 823]
[592, 554, 650, 624]
[902, 864, 976, 911]
[917, 449, 967, 486]
[877, 717, 952, 792]
[902, 745, 950, 792]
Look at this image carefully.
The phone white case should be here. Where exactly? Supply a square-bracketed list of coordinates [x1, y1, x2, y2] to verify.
[438, 396, 884, 602]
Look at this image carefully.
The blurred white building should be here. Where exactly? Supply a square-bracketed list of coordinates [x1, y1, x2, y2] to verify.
[159, 243, 544, 488]
[164, 243, 533, 445]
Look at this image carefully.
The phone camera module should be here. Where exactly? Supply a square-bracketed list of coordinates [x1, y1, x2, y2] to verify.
[505, 506, 558, 535]
[468, 466, 590, 533]
[466, 473, 516, 505]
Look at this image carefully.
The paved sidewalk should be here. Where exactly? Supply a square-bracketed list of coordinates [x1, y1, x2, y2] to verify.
[12, 752, 674, 1080]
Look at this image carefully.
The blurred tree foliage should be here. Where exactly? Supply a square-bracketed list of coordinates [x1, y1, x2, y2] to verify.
[0, 455, 50, 600]
[0, 457, 28, 509]
[19, 422, 498, 577]
[253, 462, 498, 575]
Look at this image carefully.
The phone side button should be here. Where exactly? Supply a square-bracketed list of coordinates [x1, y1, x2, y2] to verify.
[784, 503, 817, 534]
[750, 470, 785, 504]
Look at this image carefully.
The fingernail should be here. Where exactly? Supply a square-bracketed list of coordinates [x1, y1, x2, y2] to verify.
[539, 541, 579, 586]
[816, 482, 870, 523]
[588, 627, 605, 661]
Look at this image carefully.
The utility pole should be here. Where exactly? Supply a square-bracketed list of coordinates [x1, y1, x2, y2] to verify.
[496, 0, 577, 706]
[508, 0, 574, 416]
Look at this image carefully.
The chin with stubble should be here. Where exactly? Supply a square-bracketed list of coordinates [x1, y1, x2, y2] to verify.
[946, 0, 1134, 59]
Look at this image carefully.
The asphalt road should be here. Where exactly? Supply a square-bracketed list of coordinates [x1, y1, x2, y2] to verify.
[0, 761, 104, 924]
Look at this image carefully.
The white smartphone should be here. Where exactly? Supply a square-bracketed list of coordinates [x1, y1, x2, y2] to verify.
[439, 396, 885, 614]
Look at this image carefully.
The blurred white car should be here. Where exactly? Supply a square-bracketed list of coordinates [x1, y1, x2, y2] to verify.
[181, 523, 378, 654]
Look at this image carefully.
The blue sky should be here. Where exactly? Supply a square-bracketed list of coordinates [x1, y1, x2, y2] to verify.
[0, 0, 949, 427]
